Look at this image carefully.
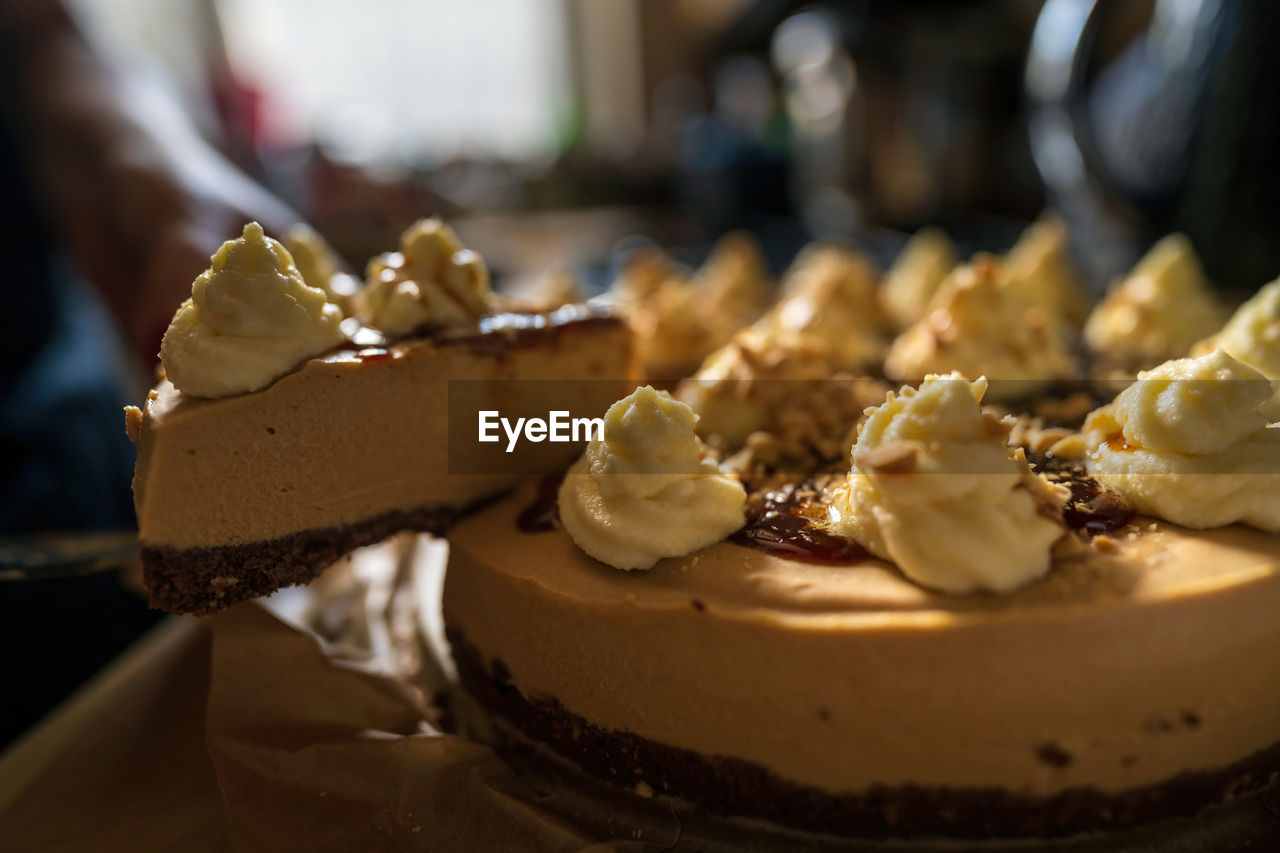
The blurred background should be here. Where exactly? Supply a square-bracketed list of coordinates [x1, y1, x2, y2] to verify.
[3, 0, 1279, 743]
[59, 0, 1280, 284]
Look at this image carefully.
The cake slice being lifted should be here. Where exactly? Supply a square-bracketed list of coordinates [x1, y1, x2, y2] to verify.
[127, 220, 634, 615]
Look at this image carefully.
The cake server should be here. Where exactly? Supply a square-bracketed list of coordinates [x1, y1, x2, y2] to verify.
[0, 529, 140, 581]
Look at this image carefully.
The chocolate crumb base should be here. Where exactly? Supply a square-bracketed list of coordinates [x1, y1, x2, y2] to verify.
[143, 497, 499, 616]
[446, 626, 1280, 842]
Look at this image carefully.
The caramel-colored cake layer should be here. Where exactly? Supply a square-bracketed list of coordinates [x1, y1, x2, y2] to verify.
[444, 482, 1280, 799]
[134, 311, 631, 552]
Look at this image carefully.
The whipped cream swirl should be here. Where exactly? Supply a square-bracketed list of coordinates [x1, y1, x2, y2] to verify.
[160, 222, 346, 399]
[359, 218, 491, 336]
[558, 386, 747, 570]
[1084, 234, 1224, 366]
[284, 223, 359, 304]
[1194, 277, 1280, 419]
[1084, 349, 1280, 532]
[882, 227, 957, 329]
[829, 373, 1068, 593]
[884, 256, 1075, 400]
[1001, 215, 1088, 322]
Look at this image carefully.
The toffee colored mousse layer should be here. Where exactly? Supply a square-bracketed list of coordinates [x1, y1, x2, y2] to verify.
[442, 481, 1280, 838]
[131, 306, 633, 615]
[447, 627, 1280, 840]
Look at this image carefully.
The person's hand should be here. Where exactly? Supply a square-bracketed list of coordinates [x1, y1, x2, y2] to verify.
[51, 125, 302, 366]
[121, 155, 301, 366]
[4, 7, 304, 367]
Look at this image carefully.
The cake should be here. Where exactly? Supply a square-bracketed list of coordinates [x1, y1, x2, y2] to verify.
[440, 222, 1280, 841]
[128, 213, 1280, 841]
[128, 220, 634, 615]
[444, 478, 1280, 838]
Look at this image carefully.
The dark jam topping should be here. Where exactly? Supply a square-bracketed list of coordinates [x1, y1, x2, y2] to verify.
[515, 472, 864, 563]
[1032, 453, 1136, 537]
[516, 474, 564, 533]
[517, 456, 1130, 556]
[730, 483, 866, 564]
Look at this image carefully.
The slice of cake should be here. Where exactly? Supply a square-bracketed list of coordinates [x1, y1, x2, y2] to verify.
[128, 220, 634, 615]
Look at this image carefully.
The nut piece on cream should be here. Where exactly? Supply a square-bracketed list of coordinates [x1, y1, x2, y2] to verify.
[1083, 349, 1280, 532]
[358, 218, 492, 337]
[1001, 215, 1089, 323]
[1084, 234, 1225, 369]
[558, 386, 747, 570]
[881, 227, 957, 329]
[828, 374, 1069, 593]
[160, 222, 346, 399]
[885, 255, 1075, 400]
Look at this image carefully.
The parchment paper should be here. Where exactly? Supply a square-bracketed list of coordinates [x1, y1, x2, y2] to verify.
[203, 537, 641, 852]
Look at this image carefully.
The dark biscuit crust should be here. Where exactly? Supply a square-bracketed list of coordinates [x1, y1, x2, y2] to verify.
[143, 503, 478, 615]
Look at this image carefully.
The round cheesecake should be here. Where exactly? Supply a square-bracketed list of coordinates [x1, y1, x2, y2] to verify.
[443, 481, 1280, 839]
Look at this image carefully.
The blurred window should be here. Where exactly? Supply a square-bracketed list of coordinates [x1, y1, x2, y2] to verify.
[71, 0, 574, 166]
[219, 0, 572, 164]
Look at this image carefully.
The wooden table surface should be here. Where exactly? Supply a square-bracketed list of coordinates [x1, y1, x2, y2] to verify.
[0, 617, 229, 852]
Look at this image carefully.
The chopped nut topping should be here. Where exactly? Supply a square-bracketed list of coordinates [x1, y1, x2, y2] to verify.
[981, 410, 1014, 440]
[1046, 433, 1088, 460]
[124, 405, 143, 443]
[1030, 427, 1075, 458]
[1036, 392, 1096, 425]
